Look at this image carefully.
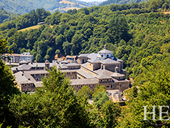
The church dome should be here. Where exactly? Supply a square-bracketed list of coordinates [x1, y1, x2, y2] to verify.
[97, 45, 114, 60]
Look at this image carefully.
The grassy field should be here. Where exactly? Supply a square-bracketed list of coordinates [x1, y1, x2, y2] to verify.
[18, 25, 41, 32]
[18, 25, 54, 32]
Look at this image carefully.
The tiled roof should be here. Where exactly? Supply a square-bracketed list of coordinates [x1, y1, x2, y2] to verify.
[70, 78, 98, 85]
[96, 74, 112, 79]
[24, 70, 48, 74]
[78, 54, 90, 58]
[29, 63, 45, 67]
[111, 72, 125, 78]
[94, 69, 113, 77]
[18, 64, 31, 70]
[19, 60, 28, 63]
[77, 69, 96, 79]
[66, 63, 80, 66]
[98, 49, 113, 54]
[100, 58, 120, 64]
[87, 53, 97, 60]
[88, 57, 100, 63]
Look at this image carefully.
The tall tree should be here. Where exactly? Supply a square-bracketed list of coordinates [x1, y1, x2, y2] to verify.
[0, 39, 20, 127]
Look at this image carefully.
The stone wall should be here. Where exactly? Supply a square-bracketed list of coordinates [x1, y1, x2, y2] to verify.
[21, 83, 35, 92]
[64, 72, 77, 79]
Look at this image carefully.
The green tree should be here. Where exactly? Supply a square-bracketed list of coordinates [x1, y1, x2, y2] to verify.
[101, 101, 121, 128]
[93, 90, 109, 109]
[0, 39, 20, 127]
[9, 67, 91, 127]
[77, 85, 93, 99]
[92, 84, 106, 98]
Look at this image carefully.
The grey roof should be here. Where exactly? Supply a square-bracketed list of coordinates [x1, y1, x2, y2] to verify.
[29, 63, 45, 67]
[87, 53, 97, 60]
[77, 69, 96, 79]
[19, 60, 28, 63]
[94, 69, 114, 77]
[88, 57, 100, 63]
[18, 64, 31, 70]
[111, 72, 125, 78]
[96, 74, 112, 79]
[24, 70, 48, 74]
[70, 78, 98, 85]
[14, 71, 32, 84]
[60, 64, 68, 69]
[98, 49, 113, 54]
[81, 63, 89, 69]
[20, 79, 33, 84]
[66, 63, 80, 67]
[100, 58, 120, 64]
[61, 69, 78, 73]
[78, 54, 90, 58]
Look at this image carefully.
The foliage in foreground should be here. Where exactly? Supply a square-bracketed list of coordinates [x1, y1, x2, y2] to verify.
[9, 67, 91, 128]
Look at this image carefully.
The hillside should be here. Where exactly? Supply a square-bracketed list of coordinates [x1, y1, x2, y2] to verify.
[0, 0, 170, 128]
[0, 7, 20, 23]
[0, 0, 98, 14]
[99, 0, 149, 5]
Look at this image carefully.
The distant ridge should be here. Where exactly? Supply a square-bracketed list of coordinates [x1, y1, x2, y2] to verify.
[99, 0, 149, 6]
[0, 7, 20, 23]
[0, 0, 99, 14]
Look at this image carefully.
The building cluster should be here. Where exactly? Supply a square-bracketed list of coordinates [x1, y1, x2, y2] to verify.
[10, 45, 130, 101]
[4, 52, 34, 66]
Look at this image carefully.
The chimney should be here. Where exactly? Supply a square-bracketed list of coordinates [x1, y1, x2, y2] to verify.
[115, 66, 119, 73]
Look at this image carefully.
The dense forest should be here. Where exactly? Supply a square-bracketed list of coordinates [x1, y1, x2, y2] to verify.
[0, 0, 97, 14]
[0, 0, 170, 128]
[100, 0, 149, 6]
[0, 7, 20, 23]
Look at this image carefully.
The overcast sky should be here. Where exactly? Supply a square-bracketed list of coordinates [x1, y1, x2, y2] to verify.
[78, 0, 107, 2]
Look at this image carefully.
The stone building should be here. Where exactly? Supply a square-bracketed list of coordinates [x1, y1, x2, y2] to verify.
[12, 45, 130, 94]
[5, 52, 34, 63]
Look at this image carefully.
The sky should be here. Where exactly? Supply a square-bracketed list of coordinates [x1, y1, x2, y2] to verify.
[77, 0, 107, 3]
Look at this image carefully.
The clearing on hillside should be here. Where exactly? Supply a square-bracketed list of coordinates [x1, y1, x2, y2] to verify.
[18, 25, 41, 32]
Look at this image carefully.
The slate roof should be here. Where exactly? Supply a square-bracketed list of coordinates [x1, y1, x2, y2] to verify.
[60, 64, 68, 69]
[111, 72, 125, 78]
[96, 74, 112, 79]
[14, 71, 30, 84]
[29, 63, 45, 67]
[98, 49, 113, 54]
[70, 78, 98, 85]
[100, 58, 120, 64]
[18, 64, 31, 70]
[88, 57, 100, 63]
[66, 63, 80, 66]
[94, 69, 113, 77]
[77, 69, 96, 79]
[78, 54, 90, 58]
[87, 53, 97, 60]
[19, 60, 28, 64]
